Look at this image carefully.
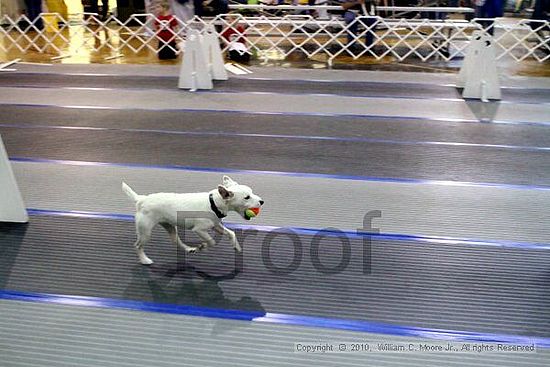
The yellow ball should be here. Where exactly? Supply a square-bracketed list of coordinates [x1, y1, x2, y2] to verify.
[245, 209, 257, 218]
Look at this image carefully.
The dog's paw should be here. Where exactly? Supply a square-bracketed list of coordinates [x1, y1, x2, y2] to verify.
[186, 247, 198, 254]
[232, 239, 242, 253]
[140, 258, 154, 266]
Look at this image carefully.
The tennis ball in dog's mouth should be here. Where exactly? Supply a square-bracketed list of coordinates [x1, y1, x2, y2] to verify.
[245, 207, 260, 219]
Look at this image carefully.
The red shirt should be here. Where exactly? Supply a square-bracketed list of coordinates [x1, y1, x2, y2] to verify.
[155, 15, 177, 42]
[222, 25, 246, 44]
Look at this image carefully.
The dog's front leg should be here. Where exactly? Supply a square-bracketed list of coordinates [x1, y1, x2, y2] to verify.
[214, 224, 241, 253]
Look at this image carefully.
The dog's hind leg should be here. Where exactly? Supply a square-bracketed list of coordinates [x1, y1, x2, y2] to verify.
[214, 224, 241, 253]
[135, 213, 155, 265]
[159, 223, 197, 254]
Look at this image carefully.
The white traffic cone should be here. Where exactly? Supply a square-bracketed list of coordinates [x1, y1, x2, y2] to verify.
[461, 33, 501, 101]
[178, 29, 213, 91]
[0, 135, 28, 223]
[203, 25, 228, 81]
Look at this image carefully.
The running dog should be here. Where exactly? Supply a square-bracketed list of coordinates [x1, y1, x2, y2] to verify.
[122, 176, 264, 265]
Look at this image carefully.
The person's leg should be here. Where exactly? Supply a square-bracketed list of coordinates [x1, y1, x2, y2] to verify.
[167, 40, 178, 59]
[194, 0, 203, 16]
[217, 0, 229, 14]
[474, 6, 495, 36]
[308, 0, 316, 16]
[464, 0, 474, 20]
[158, 40, 177, 59]
[158, 40, 166, 59]
[90, 0, 99, 15]
[476, 18, 495, 36]
[364, 17, 376, 48]
[486, 20, 495, 36]
[25, 0, 43, 29]
[344, 11, 358, 45]
[102, 0, 109, 19]
[24, 0, 33, 20]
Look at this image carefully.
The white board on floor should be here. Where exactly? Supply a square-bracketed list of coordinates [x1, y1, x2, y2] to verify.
[0, 134, 28, 223]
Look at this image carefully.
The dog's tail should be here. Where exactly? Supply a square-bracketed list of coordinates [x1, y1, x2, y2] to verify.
[122, 181, 141, 202]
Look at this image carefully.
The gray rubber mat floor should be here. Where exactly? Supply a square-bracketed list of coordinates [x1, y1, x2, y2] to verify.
[2, 104, 550, 147]
[1, 85, 548, 123]
[12, 161, 550, 244]
[9, 62, 550, 88]
[1, 72, 549, 103]
[1, 215, 549, 337]
[1, 64, 549, 366]
[2, 125, 550, 186]
[3, 299, 548, 367]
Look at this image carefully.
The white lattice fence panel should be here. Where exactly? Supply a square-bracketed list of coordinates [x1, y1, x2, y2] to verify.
[1, 13, 548, 62]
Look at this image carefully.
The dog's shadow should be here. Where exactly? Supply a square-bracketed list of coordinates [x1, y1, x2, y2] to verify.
[0, 222, 28, 290]
[124, 262, 265, 335]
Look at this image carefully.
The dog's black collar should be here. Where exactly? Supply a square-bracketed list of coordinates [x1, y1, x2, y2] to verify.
[209, 193, 226, 219]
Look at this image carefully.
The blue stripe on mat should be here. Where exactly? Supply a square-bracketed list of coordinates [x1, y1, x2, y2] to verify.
[12, 157, 550, 191]
[1, 289, 549, 348]
[26, 208, 550, 250]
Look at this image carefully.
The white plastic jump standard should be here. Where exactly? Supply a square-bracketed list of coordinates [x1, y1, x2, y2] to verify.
[457, 31, 501, 101]
[457, 30, 482, 88]
[178, 29, 213, 91]
[0, 135, 28, 223]
[203, 25, 228, 81]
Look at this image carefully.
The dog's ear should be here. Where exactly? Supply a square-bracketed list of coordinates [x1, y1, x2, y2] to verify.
[218, 185, 234, 199]
[222, 175, 237, 187]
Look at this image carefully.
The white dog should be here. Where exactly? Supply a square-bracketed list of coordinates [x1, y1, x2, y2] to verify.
[122, 175, 264, 265]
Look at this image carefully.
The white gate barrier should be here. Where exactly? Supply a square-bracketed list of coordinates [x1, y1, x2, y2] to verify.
[0, 12, 548, 63]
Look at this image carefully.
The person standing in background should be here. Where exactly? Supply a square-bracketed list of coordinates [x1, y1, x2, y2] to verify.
[530, 0, 550, 52]
[89, 0, 109, 20]
[24, 0, 43, 29]
[341, 0, 377, 50]
[156, 1, 179, 59]
[531, 0, 550, 24]
[474, 0, 504, 35]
